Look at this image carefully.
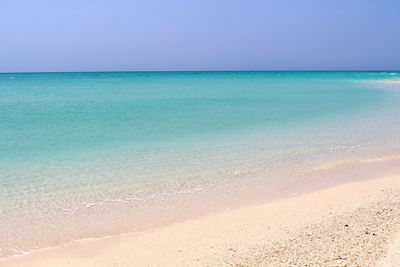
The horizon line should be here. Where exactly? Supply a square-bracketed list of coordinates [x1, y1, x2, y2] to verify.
[1, 69, 400, 74]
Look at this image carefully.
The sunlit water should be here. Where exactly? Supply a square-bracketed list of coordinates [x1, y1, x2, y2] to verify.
[1, 71, 400, 257]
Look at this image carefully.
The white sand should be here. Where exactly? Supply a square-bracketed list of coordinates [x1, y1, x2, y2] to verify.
[2, 171, 400, 267]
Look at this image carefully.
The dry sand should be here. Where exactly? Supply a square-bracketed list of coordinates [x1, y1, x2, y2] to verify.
[2, 168, 400, 266]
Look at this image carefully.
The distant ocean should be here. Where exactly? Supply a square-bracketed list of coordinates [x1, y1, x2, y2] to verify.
[1, 71, 400, 258]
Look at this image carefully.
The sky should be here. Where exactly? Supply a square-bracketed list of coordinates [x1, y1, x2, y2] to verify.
[0, 0, 399, 72]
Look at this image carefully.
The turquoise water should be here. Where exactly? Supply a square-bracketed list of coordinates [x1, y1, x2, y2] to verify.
[1, 71, 400, 256]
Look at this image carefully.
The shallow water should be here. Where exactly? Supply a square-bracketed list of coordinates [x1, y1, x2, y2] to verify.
[1, 71, 400, 257]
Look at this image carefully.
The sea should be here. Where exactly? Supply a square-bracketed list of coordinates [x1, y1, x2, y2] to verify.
[1, 71, 400, 258]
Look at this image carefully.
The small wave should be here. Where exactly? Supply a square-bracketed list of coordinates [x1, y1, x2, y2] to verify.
[0, 247, 32, 261]
[298, 153, 400, 176]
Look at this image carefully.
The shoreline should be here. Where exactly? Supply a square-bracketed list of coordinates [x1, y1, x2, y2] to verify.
[2, 71, 400, 264]
[2, 155, 400, 266]
[1, 154, 399, 259]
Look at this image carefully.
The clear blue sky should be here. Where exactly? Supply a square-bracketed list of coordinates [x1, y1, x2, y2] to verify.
[1, 0, 399, 72]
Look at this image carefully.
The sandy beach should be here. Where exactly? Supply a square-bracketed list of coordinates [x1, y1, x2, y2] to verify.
[2, 158, 400, 267]
[2, 0, 400, 265]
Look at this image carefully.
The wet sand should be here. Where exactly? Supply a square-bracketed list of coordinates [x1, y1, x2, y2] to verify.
[2, 160, 400, 266]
